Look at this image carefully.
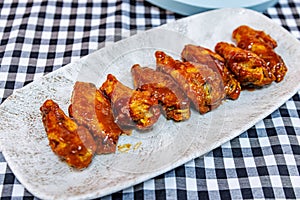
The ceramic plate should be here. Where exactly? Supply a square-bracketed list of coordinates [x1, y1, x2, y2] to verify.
[146, 0, 279, 15]
[0, 8, 299, 199]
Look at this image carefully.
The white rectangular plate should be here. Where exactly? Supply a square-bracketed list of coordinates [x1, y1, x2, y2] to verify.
[0, 8, 299, 200]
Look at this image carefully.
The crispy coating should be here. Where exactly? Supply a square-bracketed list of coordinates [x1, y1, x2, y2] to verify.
[233, 25, 277, 49]
[181, 44, 241, 100]
[69, 81, 124, 154]
[232, 25, 287, 82]
[40, 99, 97, 169]
[100, 74, 136, 130]
[155, 51, 225, 114]
[131, 64, 190, 121]
[100, 74, 161, 130]
[215, 42, 276, 87]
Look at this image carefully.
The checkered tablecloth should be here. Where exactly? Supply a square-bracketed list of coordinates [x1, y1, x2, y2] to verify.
[0, 0, 299, 199]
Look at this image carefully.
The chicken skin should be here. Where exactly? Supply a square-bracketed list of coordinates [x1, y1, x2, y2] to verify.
[215, 42, 275, 87]
[155, 51, 225, 114]
[232, 25, 287, 82]
[181, 44, 241, 100]
[100, 74, 161, 130]
[131, 64, 190, 121]
[40, 99, 97, 169]
[69, 81, 125, 154]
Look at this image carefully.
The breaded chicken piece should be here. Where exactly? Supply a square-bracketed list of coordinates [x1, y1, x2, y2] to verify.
[155, 51, 225, 114]
[100, 74, 161, 130]
[40, 99, 97, 169]
[131, 64, 190, 121]
[232, 25, 287, 82]
[215, 42, 275, 87]
[181, 44, 241, 100]
[69, 81, 124, 154]
[233, 25, 277, 49]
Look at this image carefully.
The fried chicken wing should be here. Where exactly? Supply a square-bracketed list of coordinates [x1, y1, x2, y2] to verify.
[40, 99, 97, 169]
[232, 25, 287, 82]
[100, 74, 161, 130]
[181, 44, 241, 100]
[155, 51, 225, 114]
[215, 42, 275, 87]
[233, 25, 277, 49]
[69, 81, 124, 154]
[131, 64, 190, 121]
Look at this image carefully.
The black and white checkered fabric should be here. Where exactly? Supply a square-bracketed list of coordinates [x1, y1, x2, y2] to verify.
[0, 0, 299, 199]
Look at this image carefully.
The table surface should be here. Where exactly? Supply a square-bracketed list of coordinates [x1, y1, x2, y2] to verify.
[0, 0, 299, 199]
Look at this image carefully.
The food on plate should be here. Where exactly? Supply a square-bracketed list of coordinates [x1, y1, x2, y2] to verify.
[155, 51, 225, 114]
[215, 42, 276, 87]
[40, 99, 97, 169]
[232, 25, 287, 82]
[181, 44, 241, 100]
[131, 64, 190, 121]
[100, 74, 161, 130]
[69, 81, 125, 154]
[233, 25, 277, 49]
[40, 25, 288, 169]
